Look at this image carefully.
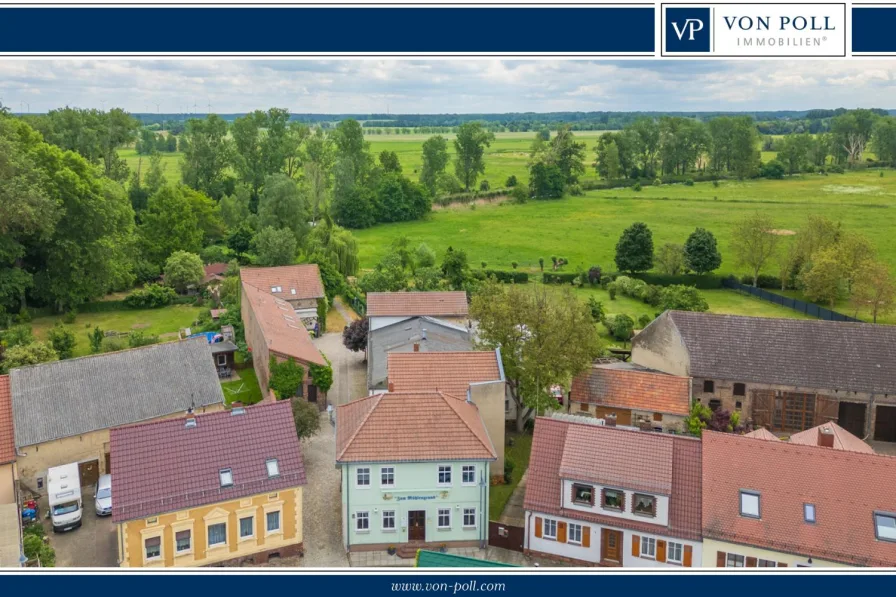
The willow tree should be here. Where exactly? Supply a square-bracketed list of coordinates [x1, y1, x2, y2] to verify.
[305, 215, 359, 277]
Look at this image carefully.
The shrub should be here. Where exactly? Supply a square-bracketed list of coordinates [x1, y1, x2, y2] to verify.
[292, 398, 321, 441]
[739, 274, 781, 288]
[124, 284, 177, 309]
[479, 180, 490, 191]
[510, 186, 528, 204]
[587, 297, 605, 322]
[62, 310, 77, 324]
[128, 331, 160, 348]
[474, 270, 528, 284]
[659, 285, 709, 312]
[587, 266, 602, 285]
[684, 178, 695, 186]
[632, 182, 642, 191]
[806, 165, 816, 173]
[481, 261, 487, 269]
[505, 175, 518, 187]
[88, 327, 104, 354]
[713, 180, 720, 188]
[47, 323, 76, 360]
[538, 257, 544, 271]
[638, 314, 652, 328]
[503, 457, 516, 484]
[567, 183, 584, 196]
[542, 272, 579, 284]
[309, 360, 334, 393]
[608, 284, 617, 300]
[511, 261, 518, 269]
[829, 164, 845, 174]
[101, 336, 127, 353]
[761, 160, 786, 179]
[604, 314, 634, 341]
[269, 357, 305, 400]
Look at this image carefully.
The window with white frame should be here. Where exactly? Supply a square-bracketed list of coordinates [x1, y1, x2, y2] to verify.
[381, 466, 395, 487]
[758, 559, 777, 567]
[382, 510, 396, 531]
[437, 508, 451, 529]
[463, 508, 476, 528]
[266, 459, 280, 478]
[543, 518, 557, 540]
[356, 511, 369, 532]
[208, 523, 226, 547]
[175, 530, 191, 553]
[726, 553, 745, 567]
[144, 536, 161, 560]
[640, 536, 657, 559]
[217, 354, 227, 366]
[568, 523, 583, 544]
[804, 503, 816, 523]
[740, 491, 760, 518]
[239, 516, 254, 538]
[437, 465, 452, 485]
[462, 465, 476, 485]
[667, 541, 683, 564]
[266, 510, 281, 533]
[875, 512, 896, 542]
[356, 467, 370, 487]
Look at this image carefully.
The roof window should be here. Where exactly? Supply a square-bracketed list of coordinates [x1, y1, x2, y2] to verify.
[875, 512, 896, 542]
[804, 503, 816, 523]
[740, 490, 760, 518]
[219, 468, 233, 487]
[266, 459, 280, 478]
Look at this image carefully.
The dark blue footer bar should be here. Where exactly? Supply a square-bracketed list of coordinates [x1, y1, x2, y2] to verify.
[0, 6, 655, 54]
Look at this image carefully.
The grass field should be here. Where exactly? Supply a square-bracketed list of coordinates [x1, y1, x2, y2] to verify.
[221, 367, 264, 406]
[119, 148, 183, 182]
[31, 304, 204, 357]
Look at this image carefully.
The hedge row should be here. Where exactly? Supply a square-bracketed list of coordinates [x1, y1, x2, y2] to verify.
[434, 188, 510, 206]
[607, 272, 726, 290]
[473, 269, 529, 283]
[543, 272, 581, 284]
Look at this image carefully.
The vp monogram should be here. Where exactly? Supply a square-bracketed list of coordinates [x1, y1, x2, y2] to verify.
[671, 18, 705, 41]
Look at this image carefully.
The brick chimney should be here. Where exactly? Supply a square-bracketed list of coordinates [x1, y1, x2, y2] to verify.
[413, 343, 420, 352]
[387, 381, 394, 392]
[231, 401, 243, 409]
[818, 426, 835, 448]
[605, 414, 617, 427]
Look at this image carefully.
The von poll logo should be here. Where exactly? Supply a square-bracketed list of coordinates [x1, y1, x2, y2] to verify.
[663, 4, 846, 57]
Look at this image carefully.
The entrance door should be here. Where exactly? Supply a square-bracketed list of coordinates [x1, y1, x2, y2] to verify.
[839, 402, 867, 439]
[874, 405, 896, 442]
[308, 385, 318, 403]
[78, 459, 99, 487]
[601, 529, 622, 564]
[408, 511, 426, 542]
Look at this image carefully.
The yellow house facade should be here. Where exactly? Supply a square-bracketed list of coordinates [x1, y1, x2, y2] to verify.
[118, 486, 303, 567]
[703, 538, 849, 568]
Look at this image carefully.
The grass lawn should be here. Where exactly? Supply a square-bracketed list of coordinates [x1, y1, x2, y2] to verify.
[221, 367, 264, 406]
[30, 304, 205, 357]
[119, 148, 184, 182]
[489, 432, 533, 520]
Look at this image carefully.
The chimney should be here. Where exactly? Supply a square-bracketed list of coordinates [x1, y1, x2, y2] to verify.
[605, 414, 617, 427]
[388, 381, 394, 392]
[231, 401, 243, 409]
[422, 328, 428, 340]
[413, 343, 420, 352]
[818, 426, 835, 448]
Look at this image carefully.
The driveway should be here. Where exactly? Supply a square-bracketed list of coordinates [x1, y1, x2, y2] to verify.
[43, 493, 117, 567]
[313, 332, 367, 407]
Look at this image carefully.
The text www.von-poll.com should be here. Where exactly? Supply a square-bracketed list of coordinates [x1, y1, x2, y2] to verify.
[391, 581, 507, 594]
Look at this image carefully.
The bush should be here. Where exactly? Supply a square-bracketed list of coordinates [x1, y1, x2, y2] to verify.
[542, 272, 579, 284]
[124, 284, 177, 309]
[587, 266, 602, 285]
[604, 314, 635, 341]
[505, 175, 518, 187]
[269, 357, 305, 400]
[128, 331, 160, 348]
[659, 285, 709, 312]
[473, 270, 529, 284]
[638, 314, 652, 328]
[713, 180, 720, 187]
[610, 272, 725, 290]
[62, 310, 77, 324]
[511, 261, 518, 269]
[567, 183, 584, 196]
[684, 178, 695, 186]
[479, 180, 490, 191]
[510, 186, 528, 204]
[829, 164, 845, 174]
[101, 336, 127, 353]
[632, 182, 642, 191]
[739, 274, 781, 289]
[309, 360, 334, 393]
[608, 284, 617, 300]
[503, 457, 516, 484]
[587, 297, 605, 322]
[761, 160, 786, 179]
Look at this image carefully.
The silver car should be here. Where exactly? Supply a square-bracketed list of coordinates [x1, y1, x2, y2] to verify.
[94, 474, 112, 516]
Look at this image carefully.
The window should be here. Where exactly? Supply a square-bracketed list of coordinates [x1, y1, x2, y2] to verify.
[667, 541, 683, 564]
[266, 459, 280, 478]
[266, 511, 281, 533]
[773, 392, 816, 432]
[208, 523, 226, 547]
[874, 512, 896, 542]
[703, 380, 715, 393]
[380, 466, 395, 487]
[543, 518, 557, 540]
[356, 467, 370, 487]
[271, 286, 282, 293]
[217, 354, 227, 366]
[438, 465, 452, 486]
[438, 508, 451, 529]
[758, 559, 777, 567]
[219, 468, 233, 487]
[505, 399, 510, 413]
[733, 383, 746, 396]
[568, 523, 583, 545]
[463, 508, 477, 528]
[740, 491, 760, 518]
[382, 510, 396, 531]
[640, 536, 656, 559]
[735, 401, 743, 410]
[573, 483, 594, 505]
[602, 489, 623, 511]
[726, 553, 745, 567]
[709, 399, 722, 411]
[175, 530, 191, 553]
[356, 511, 369, 532]
[633, 494, 656, 517]
[462, 465, 476, 485]
[239, 516, 254, 538]
[804, 503, 816, 523]
[144, 536, 161, 560]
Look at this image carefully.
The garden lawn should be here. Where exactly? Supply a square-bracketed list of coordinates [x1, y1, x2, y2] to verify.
[489, 432, 533, 520]
[30, 304, 204, 357]
[221, 367, 264, 406]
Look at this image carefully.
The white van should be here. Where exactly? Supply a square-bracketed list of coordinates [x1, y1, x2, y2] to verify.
[47, 463, 82, 532]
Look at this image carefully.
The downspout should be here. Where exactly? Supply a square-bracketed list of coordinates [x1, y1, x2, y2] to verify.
[480, 465, 487, 549]
[345, 465, 351, 553]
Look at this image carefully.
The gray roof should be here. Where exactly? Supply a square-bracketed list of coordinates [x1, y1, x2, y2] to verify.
[10, 338, 225, 447]
[368, 316, 471, 390]
[209, 340, 238, 354]
[653, 311, 896, 394]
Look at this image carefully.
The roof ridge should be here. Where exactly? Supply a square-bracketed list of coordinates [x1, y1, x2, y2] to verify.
[8, 336, 205, 373]
[437, 391, 496, 457]
[113, 400, 289, 434]
[708, 430, 896, 460]
[335, 393, 384, 461]
[670, 309, 879, 329]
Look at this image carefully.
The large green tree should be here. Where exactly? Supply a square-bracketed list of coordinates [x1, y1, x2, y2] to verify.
[614, 222, 655, 273]
[684, 228, 722, 275]
[139, 185, 205, 268]
[257, 174, 310, 243]
[163, 251, 205, 294]
[731, 213, 779, 287]
[181, 114, 233, 200]
[453, 122, 494, 191]
[254, 226, 297, 267]
[420, 135, 449, 195]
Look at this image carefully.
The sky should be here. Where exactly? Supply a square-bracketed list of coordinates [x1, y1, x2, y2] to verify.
[1, 59, 895, 114]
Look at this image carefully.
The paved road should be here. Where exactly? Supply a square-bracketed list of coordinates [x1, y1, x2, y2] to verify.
[44, 494, 118, 567]
[313, 332, 367, 407]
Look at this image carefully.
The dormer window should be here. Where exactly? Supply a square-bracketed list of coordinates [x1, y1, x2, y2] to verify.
[266, 459, 280, 478]
[804, 503, 816, 524]
[602, 489, 624, 511]
[219, 468, 233, 487]
[572, 483, 594, 506]
[740, 490, 760, 518]
[874, 512, 896, 542]
[633, 494, 656, 517]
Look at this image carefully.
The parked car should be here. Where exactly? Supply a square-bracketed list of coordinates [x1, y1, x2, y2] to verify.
[95, 474, 112, 516]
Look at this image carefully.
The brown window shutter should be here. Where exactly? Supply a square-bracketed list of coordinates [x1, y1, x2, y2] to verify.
[534, 517, 543, 538]
[716, 551, 726, 567]
[656, 539, 667, 563]
[632, 535, 640, 557]
[557, 521, 567, 543]
[620, 491, 626, 512]
[600, 488, 606, 507]
[746, 556, 757, 567]
[683, 545, 693, 567]
[777, 562, 788, 567]
[582, 526, 591, 548]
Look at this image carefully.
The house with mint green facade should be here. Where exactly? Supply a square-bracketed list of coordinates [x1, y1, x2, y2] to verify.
[335, 391, 497, 554]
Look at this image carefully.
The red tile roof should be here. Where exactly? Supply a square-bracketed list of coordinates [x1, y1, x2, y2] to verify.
[241, 281, 327, 366]
[241, 264, 325, 301]
[524, 416, 702, 541]
[111, 401, 305, 523]
[387, 351, 502, 398]
[701, 431, 896, 566]
[367, 292, 468, 318]
[202, 263, 229, 285]
[744, 428, 780, 442]
[336, 391, 496, 463]
[788, 422, 874, 453]
[0, 376, 14, 465]
[570, 365, 691, 416]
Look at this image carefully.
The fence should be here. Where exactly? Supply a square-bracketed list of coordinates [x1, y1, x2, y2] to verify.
[722, 278, 863, 322]
[488, 521, 525, 553]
